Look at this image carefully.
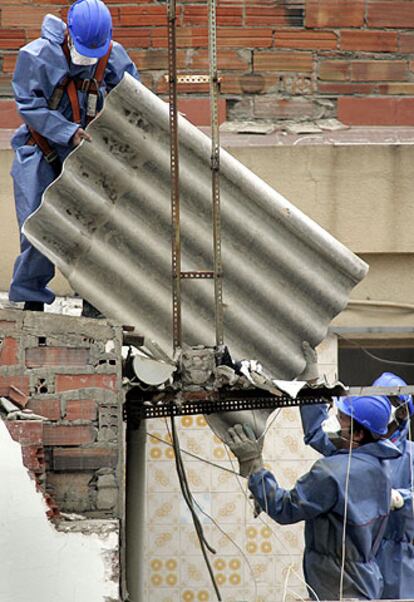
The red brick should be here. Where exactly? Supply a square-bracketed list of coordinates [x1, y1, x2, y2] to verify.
[119, 6, 173, 27]
[190, 49, 250, 71]
[245, 6, 295, 26]
[128, 48, 186, 71]
[53, 448, 118, 471]
[25, 347, 90, 368]
[183, 6, 243, 26]
[55, 373, 117, 392]
[0, 375, 29, 397]
[340, 31, 398, 52]
[275, 30, 337, 50]
[0, 320, 16, 328]
[6, 421, 43, 446]
[8, 385, 29, 408]
[26, 399, 61, 421]
[351, 61, 408, 82]
[2, 53, 18, 73]
[0, 337, 18, 366]
[0, 100, 20, 127]
[220, 73, 278, 94]
[319, 61, 351, 81]
[176, 97, 226, 126]
[254, 96, 319, 120]
[368, 1, 414, 27]
[338, 97, 414, 126]
[399, 33, 414, 53]
[1, 6, 58, 27]
[112, 27, 151, 49]
[0, 29, 26, 49]
[21, 445, 45, 473]
[378, 82, 414, 94]
[65, 399, 97, 421]
[305, 0, 364, 27]
[254, 52, 313, 73]
[151, 27, 208, 49]
[43, 424, 96, 446]
[318, 82, 376, 95]
[217, 28, 273, 49]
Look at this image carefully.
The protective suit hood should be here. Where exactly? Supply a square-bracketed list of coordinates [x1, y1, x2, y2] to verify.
[41, 14, 66, 45]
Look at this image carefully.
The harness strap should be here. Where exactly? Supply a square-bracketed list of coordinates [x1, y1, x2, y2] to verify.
[27, 33, 113, 166]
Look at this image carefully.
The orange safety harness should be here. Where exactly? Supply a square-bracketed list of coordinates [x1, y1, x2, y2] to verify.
[27, 32, 113, 168]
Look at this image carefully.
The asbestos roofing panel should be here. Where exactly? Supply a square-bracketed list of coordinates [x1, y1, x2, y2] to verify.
[24, 74, 368, 378]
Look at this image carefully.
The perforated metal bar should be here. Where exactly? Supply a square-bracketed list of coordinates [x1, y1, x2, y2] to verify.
[208, 0, 224, 347]
[167, 0, 182, 351]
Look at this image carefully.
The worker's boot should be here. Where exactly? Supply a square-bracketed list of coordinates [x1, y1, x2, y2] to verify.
[81, 300, 105, 319]
[24, 301, 44, 312]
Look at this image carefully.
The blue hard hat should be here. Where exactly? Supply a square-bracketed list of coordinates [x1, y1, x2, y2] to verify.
[68, 0, 112, 58]
[373, 371, 413, 415]
[336, 395, 391, 436]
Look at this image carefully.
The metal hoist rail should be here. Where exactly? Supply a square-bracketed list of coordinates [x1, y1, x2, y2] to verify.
[167, 0, 224, 351]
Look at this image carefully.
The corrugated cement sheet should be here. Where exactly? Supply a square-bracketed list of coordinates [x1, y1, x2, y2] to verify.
[24, 74, 368, 378]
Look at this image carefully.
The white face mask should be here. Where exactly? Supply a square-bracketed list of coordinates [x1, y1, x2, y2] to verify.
[322, 414, 342, 437]
[69, 40, 98, 66]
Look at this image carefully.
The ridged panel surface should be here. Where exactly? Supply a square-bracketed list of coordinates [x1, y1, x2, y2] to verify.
[24, 74, 368, 378]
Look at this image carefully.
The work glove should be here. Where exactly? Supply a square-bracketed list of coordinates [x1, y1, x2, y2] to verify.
[226, 424, 264, 478]
[297, 341, 319, 382]
[390, 489, 404, 511]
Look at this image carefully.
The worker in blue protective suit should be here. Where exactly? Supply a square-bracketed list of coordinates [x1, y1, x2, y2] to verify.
[371, 372, 414, 600]
[299, 364, 414, 599]
[9, 0, 139, 313]
[226, 395, 401, 601]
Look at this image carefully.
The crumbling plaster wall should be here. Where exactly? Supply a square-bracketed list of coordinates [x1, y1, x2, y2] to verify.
[0, 417, 120, 602]
[0, 309, 125, 601]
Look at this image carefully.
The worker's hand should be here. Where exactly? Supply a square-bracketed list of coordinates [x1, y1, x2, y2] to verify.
[226, 424, 263, 478]
[390, 489, 404, 511]
[297, 341, 319, 382]
[72, 127, 92, 146]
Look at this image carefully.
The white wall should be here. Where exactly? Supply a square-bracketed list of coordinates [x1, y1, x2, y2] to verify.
[0, 419, 120, 602]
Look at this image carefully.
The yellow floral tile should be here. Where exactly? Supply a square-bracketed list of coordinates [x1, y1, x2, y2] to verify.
[179, 525, 214, 557]
[147, 492, 181, 526]
[210, 462, 245, 493]
[211, 492, 250, 525]
[146, 525, 180, 557]
[147, 461, 179, 493]
[180, 559, 210, 588]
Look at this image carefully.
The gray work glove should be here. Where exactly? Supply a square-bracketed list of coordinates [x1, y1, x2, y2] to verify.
[297, 341, 319, 382]
[226, 424, 264, 478]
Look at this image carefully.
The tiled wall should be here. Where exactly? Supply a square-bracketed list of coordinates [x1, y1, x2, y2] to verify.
[143, 335, 338, 601]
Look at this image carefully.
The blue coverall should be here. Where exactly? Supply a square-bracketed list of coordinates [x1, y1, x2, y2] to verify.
[9, 14, 139, 304]
[249, 434, 401, 600]
[300, 404, 414, 599]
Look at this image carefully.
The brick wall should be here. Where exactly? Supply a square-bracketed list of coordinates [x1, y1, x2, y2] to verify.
[1, 0, 414, 126]
[0, 309, 124, 519]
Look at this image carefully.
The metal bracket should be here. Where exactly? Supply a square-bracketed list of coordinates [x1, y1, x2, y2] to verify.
[125, 386, 344, 420]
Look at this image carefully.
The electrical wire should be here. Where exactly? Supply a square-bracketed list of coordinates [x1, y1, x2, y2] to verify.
[147, 432, 239, 475]
[169, 416, 222, 601]
[339, 416, 353, 601]
[191, 496, 259, 602]
[338, 334, 414, 367]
